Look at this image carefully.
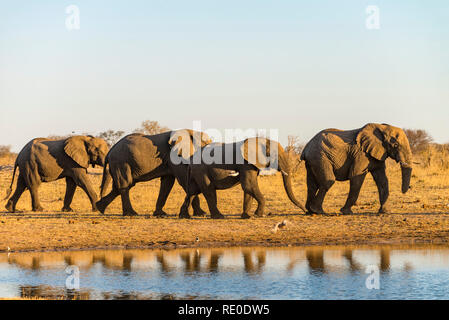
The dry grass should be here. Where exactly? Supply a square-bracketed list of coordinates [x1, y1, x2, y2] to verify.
[0, 151, 449, 252]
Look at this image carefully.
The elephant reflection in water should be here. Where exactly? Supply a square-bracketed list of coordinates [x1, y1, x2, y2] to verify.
[156, 250, 224, 274]
[242, 250, 266, 274]
[287, 249, 392, 274]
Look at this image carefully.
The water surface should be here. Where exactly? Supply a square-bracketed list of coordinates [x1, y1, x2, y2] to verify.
[1, 245, 449, 299]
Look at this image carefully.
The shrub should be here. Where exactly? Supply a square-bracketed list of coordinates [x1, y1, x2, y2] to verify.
[404, 129, 433, 153]
[134, 120, 170, 135]
[0, 145, 12, 158]
[97, 130, 125, 147]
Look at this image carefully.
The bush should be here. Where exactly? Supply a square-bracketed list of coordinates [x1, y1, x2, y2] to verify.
[404, 129, 433, 153]
[97, 130, 125, 147]
[134, 120, 170, 135]
[0, 145, 12, 158]
[285, 135, 305, 176]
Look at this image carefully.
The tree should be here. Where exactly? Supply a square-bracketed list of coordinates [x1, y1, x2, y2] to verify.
[97, 130, 125, 147]
[285, 135, 305, 176]
[404, 129, 433, 153]
[0, 145, 12, 158]
[134, 120, 170, 135]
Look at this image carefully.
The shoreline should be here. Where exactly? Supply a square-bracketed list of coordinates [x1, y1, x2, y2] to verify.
[2, 240, 449, 254]
[1, 216, 449, 254]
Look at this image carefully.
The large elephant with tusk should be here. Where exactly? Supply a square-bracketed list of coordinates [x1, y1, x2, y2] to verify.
[178, 137, 307, 219]
[300, 123, 413, 215]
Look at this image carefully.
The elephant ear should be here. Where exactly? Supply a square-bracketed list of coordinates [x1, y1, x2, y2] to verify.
[240, 137, 277, 169]
[169, 130, 212, 160]
[191, 130, 212, 149]
[64, 136, 89, 168]
[356, 124, 387, 161]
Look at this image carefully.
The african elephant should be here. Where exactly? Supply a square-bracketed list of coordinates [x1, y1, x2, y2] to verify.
[300, 123, 413, 215]
[95, 129, 212, 216]
[4, 135, 109, 213]
[178, 137, 306, 219]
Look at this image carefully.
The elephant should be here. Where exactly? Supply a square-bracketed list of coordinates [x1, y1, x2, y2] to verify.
[178, 137, 306, 219]
[300, 123, 413, 215]
[95, 129, 212, 216]
[4, 135, 109, 213]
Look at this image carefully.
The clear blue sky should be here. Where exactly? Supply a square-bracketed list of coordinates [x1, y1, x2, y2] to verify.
[1, 1, 448, 151]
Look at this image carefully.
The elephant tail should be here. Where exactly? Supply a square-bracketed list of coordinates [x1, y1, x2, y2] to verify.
[4, 161, 18, 200]
[99, 158, 112, 198]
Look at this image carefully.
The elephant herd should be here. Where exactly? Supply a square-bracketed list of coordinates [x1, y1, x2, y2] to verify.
[3, 123, 413, 218]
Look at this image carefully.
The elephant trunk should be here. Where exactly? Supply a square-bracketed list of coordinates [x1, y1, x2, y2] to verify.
[277, 154, 306, 213]
[400, 164, 412, 194]
[398, 146, 413, 194]
[281, 172, 306, 213]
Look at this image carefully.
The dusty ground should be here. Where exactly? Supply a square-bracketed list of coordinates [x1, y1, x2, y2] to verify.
[0, 156, 449, 252]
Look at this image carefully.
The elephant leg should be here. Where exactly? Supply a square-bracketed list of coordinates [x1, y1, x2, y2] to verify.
[62, 177, 76, 212]
[96, 185, 120, 214]
[192, 195, 207, 217]
[192, 174, 224, 219]
[240, 170, 265, 217]
[310, 162, 335, 214]
[179, 194, 193, 219]
[241, 192, 253, 219]
[202, 187, 224, 219]
[119, 187, 138, 216]
[73, 172, 98, 212]
[371, 168, 390, 213]
[5, 174, 27, 213]
[305, 164, 319, 214]
[340, 173, 367, 215]
[29, 184, 43, 212]
[153, 175, 175, 217]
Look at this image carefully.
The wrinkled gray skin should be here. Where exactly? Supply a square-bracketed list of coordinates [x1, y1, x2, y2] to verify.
[96, 130, 211, 217]
[300, 123, 413, 215]
[4, 136, 109, 213]
[179, 137, 306, 219]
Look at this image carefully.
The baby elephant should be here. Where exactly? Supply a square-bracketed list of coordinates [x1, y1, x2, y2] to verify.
[4, 135, 109, 213]
[178, 137, 306, 219]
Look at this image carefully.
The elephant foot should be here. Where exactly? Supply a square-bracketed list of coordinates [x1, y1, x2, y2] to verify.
[61, 207, 73, 213]
[91, 205, 98, 213]
[179, 212, 191, 219]
[339, 207, 353, 215]
[96, 200, 107, 214]
[123, 210, 138, 217]
[32, 206, 44, 212]
[307, 206, 325, 215]
[211, 213, 225, 219]
[254, 212, 266, 218]
[5, 201, 15, 213]
[378, 206, 390, 214]
[193, 208, 207, 217]
[241, 213, 251, 219]
[153, 209, 169, 218]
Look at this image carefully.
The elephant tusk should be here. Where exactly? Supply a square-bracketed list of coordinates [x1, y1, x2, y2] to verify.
[281, 170, 289, 176]
[228, 171, 239, 177]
